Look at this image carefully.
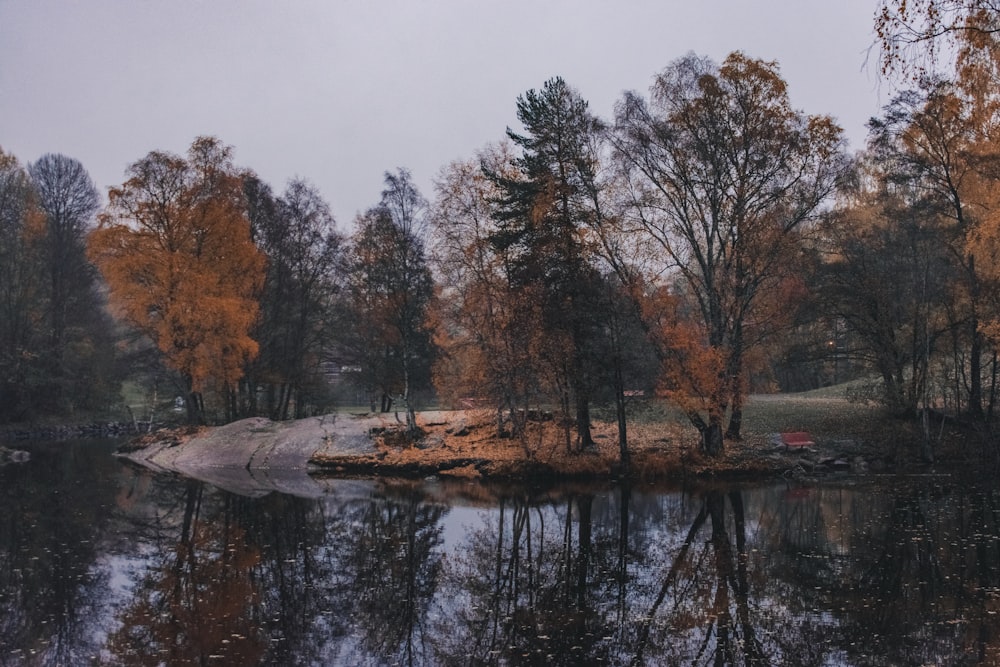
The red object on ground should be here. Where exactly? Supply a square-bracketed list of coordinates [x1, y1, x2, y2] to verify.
[781, 431, 814, 448]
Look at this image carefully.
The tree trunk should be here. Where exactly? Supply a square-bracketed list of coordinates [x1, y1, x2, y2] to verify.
[560, 388, 573, 454]
[920, 408, 935, 464]
[224, 384, 236, 423]
[616, 384, 629, 472]
[403, 364, 417, 433]
[186, 390, 205, 425]
[575, 393, 594, 451]
[265, 383, 277, 420]
[724, 334, 744, 440]
[988, 352, 999, 422]
[969, 254, 983, 418]
[701, 417, 725, 457]
[725, 402, 742, 441]
[240, 377, 257, 418]
[970, 325, 984, 418]
[279, 383, 294, 421]
[685, 409, 725, 457]
[611, 346, 629, 470]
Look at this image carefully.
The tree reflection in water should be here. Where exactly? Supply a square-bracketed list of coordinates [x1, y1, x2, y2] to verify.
[429, 481, 1000, 666]
[0, 440, 118, 666]
[432, 491, 618, 665]
[10, 446, 1000, 665]
[332, 487, 446, 665]
[103, 477, 446, 666]
[106, 479, 269, 665]
[430, 487, 779, 665]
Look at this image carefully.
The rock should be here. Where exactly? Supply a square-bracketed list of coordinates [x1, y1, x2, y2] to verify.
[417, 435, 444, 450]
[445, 419, 469, 437]
[121, 413, 386, 497]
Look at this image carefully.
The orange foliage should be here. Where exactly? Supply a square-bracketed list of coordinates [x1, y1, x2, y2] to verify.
[88, 137, 264, 395]
[641, 287, 727, 418]
[430, 146, 547, 421]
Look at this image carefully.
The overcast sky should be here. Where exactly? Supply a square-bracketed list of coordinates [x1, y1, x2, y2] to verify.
[2, 0, 888, 228]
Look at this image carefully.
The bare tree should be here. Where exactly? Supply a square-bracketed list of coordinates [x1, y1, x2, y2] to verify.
[244, 176, 344, 420]
[346, 169, 435, 432]
[875, 0, 1000, 77]
[28, 154, 101, 363]
[612, 52, 847, 454]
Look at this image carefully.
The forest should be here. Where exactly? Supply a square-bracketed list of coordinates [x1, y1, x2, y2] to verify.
[3, 1, 1000, 461]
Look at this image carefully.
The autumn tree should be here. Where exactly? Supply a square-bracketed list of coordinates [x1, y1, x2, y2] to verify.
[243, 176, 344, 420]
[88, 137, 265, 424]
[345, 169, 435, 432]
[612, 52, 846, 454]
[873, 1, 1000, 420]
[485, 76, 611, 452]
[875, 0, 1000, 77]
[818, 156, 953, 423]
[867, 80, 1000, 416]
[430, 143, 545, 438]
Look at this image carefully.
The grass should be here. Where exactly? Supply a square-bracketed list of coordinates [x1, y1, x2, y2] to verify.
[576, 382, 971, 470]
[740, 393, 886, 444]
[791, 376, 880, 400]
[358, 387, 917, 481]
[593, 385, 892, 449]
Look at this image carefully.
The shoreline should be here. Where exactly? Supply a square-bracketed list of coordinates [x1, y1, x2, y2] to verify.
[114, 405, 947, 494]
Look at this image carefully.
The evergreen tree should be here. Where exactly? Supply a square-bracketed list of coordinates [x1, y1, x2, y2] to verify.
[487, 76, 607, 451]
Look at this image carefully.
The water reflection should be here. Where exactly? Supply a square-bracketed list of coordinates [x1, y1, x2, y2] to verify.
[0, 440, 117, 665]
[4, 442, 1000, 665]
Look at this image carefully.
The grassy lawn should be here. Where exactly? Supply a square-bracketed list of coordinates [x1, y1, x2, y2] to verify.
[598, 388, 892, 444]
[588, 385, 968, 468]
[740, 394, 888, 443]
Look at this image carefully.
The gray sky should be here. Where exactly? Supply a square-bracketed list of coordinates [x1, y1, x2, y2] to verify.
[1, 0, 886, 228]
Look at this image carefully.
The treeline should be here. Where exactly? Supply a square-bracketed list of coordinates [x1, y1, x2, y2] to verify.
[8, 35, 1000, 460]
[0, 153, 120, 421]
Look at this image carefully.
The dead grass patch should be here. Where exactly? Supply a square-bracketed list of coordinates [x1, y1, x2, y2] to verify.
[321, 395, 982, 480]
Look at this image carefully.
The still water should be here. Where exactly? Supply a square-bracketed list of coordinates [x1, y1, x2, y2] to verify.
[2, 439, 1000, 666]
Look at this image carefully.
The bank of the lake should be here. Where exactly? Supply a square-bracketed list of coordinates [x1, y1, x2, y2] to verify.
[120, 394, 985, 487]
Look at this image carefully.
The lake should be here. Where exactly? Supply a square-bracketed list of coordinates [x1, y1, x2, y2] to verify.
[2, 438, 998, 666]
